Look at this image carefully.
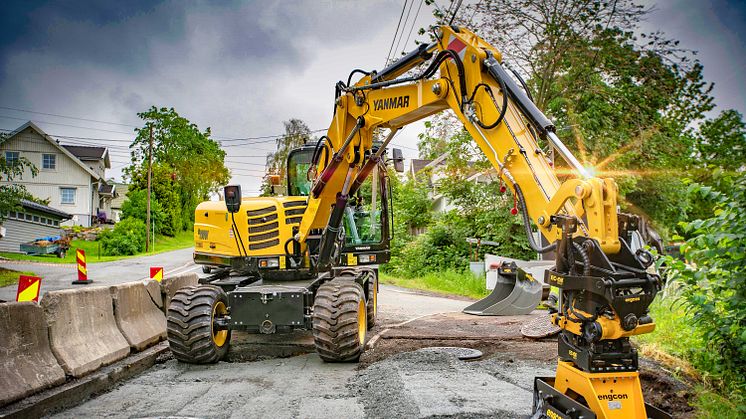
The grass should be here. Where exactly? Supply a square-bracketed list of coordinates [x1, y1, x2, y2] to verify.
[0, 267, 37, 287]
[379, 270, 489, 300]
[0, 229, 194, 264]
[634, 297, 744, 418]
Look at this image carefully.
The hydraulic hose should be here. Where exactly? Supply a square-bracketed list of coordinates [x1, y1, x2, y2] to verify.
[513, 184, 556, 253]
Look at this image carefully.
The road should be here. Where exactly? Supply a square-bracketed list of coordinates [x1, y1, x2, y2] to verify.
[0, 247, 198, 301]
[51, 284, 557, 419]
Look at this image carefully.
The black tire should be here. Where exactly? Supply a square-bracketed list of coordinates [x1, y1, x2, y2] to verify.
[366, 273, 378, 329]
[167, 285, 231, 364]
[312, 279, 367, 362]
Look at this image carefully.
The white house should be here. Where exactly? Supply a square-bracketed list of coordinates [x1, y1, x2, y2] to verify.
[0, 121, 114, 227]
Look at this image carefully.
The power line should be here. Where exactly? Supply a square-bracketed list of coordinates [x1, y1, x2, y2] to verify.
[393, 0, 416, 59]
[0, 106, 140, 128]
[386, 0, 410, 65]
[401, 0, 425, 56]
[0, 115, 135, 134]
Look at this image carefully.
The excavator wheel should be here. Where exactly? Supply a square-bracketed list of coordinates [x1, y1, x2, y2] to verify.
[167, 285, 231, 364]
[312, 279, 367, 362]
[366, 272, 378, 329]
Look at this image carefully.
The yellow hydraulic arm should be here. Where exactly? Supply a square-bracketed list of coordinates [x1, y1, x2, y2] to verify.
[297, 25, 668, 418]
[298, 26, 619, 257]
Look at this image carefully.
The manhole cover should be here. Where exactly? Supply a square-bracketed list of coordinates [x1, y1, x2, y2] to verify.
[419, 346, 483, 360]
[521, 312, 560, 339]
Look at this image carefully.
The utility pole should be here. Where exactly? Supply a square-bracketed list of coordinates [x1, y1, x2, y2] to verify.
[146, 124, 153, 253]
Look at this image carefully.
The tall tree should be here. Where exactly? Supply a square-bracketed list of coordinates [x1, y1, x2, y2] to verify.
[125, 106, 229, 233]
[260, 119, 312, 196]
[454, 0, 715, 234]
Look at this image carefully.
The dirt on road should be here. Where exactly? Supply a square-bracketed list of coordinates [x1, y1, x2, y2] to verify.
[49, 285, 697, 418]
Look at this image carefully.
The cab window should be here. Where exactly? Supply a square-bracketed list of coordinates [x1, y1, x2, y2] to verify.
[287, 148, 314, 196]
[343, 172, 384, 246]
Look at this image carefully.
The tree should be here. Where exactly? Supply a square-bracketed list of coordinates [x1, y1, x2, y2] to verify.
[458, 0, 715, 234]
[260, 119, 313, 196]
[121, 189, 166, 235]
[125, 106, 229, 233]
[696, 109, 746, 172]
[0, 135, 38, 224]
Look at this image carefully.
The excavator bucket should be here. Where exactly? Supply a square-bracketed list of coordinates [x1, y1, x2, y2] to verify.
[463, 260, 547, 316]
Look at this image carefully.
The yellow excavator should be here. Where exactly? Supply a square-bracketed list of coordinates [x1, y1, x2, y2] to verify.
[167, 24, 670, 418]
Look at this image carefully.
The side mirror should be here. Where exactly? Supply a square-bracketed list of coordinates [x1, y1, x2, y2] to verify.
[392, 148, 405, 173]
[224, 185, 242, 213]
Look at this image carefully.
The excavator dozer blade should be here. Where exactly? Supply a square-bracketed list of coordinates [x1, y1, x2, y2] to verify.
[463, 266, 543, 316]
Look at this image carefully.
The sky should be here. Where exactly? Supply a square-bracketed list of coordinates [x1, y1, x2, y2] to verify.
[0, 0, 743, 195]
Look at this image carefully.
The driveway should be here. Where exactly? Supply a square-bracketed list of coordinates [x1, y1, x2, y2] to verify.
[0, 247, 197, 301]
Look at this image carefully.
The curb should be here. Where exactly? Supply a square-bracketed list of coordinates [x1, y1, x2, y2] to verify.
[0, 343, 169, 418]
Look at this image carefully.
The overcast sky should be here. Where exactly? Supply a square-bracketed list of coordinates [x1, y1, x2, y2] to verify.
[1, 0, 743, 194]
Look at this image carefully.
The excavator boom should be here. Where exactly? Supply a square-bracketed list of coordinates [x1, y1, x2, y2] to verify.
[296, 25, 667, 419]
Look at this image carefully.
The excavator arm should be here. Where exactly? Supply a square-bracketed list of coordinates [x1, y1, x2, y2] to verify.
[297, 25, 668, 418]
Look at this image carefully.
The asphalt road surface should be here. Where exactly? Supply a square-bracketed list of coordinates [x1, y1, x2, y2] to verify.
[51, 284, 557, 419]
[0, 247, 198, 301]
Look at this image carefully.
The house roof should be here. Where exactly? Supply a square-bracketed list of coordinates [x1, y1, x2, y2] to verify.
[410, 159, 433, 174]
[62, 145, 111, 168]
[20, 199, 72, 220]
[5, 121, 104, 180]
[110, 183, 129, 209]
[99, 183, 115, 196]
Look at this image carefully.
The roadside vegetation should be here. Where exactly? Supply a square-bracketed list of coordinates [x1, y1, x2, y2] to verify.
[380, 270, 488, 300]
[0, 267, 36, 287]
[0, 229, 193, 264]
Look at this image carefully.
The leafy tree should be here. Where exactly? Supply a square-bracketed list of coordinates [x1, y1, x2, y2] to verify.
[125, 106, 228, 233]
[0, 136, 38, 224]
[696, 109, 746, 172]
[260, 119, 312, 196]
[459, 0, 715, 234]
[121, 189, 166, 234]
[127, 163, 183, 236]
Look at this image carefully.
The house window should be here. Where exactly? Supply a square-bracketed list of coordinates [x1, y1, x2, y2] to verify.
[4, 151, 19, 166]
[60, 187, 76, 204]
[33, 215, 39, 222]
[42, 154, 56, 169]
[25, 213, 32, 221]
[53, 220, 59, 227]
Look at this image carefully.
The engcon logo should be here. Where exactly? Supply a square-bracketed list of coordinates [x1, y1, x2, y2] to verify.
[373, 95, 410, 111]
[598, 393, 628, 401]
[545, 409, 561, 419]
[625, 297, 641, 303]
[549, 274, 564, 286]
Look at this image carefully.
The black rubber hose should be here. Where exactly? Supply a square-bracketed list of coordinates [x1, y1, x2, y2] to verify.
[508, 66, 534, 102]
[347, 69, 371, 87]
[573, 241, 591, 276]
[513, 184, 557, 253]
[468, 79, 508, 130]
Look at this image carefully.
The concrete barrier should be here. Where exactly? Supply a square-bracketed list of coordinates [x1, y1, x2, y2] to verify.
[143, 279, 164, 310]
[41, 287, 130, 378]
[162, 272, 198, 310]
[0, 302, 66, 407]
[110, 282, 166, 351]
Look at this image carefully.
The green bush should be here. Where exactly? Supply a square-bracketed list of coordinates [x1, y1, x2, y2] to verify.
[662, 172, 745, 405]
[99, 217, 147, 256]
[121, 189, 168, 235]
